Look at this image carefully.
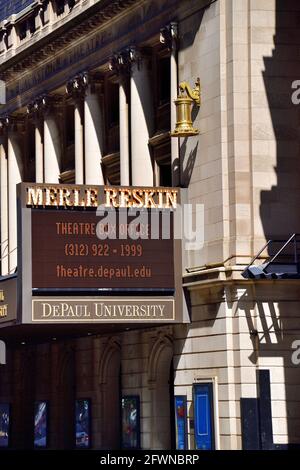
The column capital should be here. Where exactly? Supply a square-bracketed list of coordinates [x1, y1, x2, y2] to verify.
[66, 72, 89, 100]
[66, 71, 104, 101]
[0, 115, 25, 134]
[160, 22, 178, 50]
[27, 97, 44, 123]
[109, 46, 151, 76]
[27, 94, 62, 119]
[108, 49, 133, 76]
[0, 117, 8, 137]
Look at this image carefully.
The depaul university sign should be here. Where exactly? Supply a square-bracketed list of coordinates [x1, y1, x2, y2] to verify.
[32, 298, 175, 323]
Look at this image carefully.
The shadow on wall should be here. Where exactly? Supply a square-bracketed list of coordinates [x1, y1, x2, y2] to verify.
[252, 0, 300, 447]
[178, 2, 206, 52]
[260, 1, 300, 239]
[179, 140, 198, 188]
[238, 285, 300, 449]
[176, 2, 208, 187]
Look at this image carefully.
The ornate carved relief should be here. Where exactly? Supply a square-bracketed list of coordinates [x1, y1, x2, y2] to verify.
[0, 115, 25, 134]
[66, 72, 88, 100]
[66, 72, 103, 98]
[27, 94, 62, 118]
[108, 46, 139, 76]
[160, 22, 178, 50]
[98, 336, 121, 386]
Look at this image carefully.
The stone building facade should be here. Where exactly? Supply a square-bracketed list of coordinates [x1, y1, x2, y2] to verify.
[0, 0, 300, 450]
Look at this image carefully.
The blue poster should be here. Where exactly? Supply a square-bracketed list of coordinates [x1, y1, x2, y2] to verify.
[193, 383, 214, 450]
[122, 396, 140, 449]
[0, 403, 10, 447]
[175, 396, 187, 450]
[75, 399, 91, 448]
[34, 401, 48, 447]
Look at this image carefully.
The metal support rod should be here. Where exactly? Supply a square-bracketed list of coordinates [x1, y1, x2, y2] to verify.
[264, 233, 297, 268]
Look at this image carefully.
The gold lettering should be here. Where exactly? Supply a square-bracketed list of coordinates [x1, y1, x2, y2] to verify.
[157, 189, 164, 208]
[0, 305, 8, 317]
[119, 189, 131, 208]
[144, 190, 157, 208]
[105, 188, 119, 208]
[27, 187, 43, 206]
[45, 187, 58, 206]
[75, 188, 86, 206]
[132, 189, 144, 208]
[86, 189, 98, 207]
[58, 188, 72, 206]
[25, 185, 178, 209]
[73, 188, 80, 206]
[165, 190, 178, 209]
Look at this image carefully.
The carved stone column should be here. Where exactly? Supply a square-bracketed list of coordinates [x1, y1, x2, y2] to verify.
[0, 122, 8, 275]
[66, 75, 86, 185]
[41, 96, 62, 184]
[27, 99, 44, 183]
[35, 121, 44, 183]
[5, 117, 24, 273]
[109, 54, 130, 186]
[84, 73, 105, 185]
[129, 47, 154, 186]
[160, 22, 179, 186]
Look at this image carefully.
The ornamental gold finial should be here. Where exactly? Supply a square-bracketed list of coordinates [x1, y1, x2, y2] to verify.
[179, 78, 201, 106]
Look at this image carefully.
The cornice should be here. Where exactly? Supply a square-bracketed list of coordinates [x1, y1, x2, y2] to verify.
[0, 0, 138, 81]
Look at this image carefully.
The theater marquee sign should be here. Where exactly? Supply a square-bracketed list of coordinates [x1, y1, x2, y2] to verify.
[17, 183, 188, 325]
[0, 275, 17, 325]
[30, 208, 174, 290]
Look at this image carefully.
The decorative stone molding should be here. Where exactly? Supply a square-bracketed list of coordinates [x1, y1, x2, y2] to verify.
[1, 24, 8, 49]
[148, 332, 173, 386]
[98, 336, 121, 386]
[160, 22, 178, 50]
[27, 95, 46, 116]
[0, 0, 137, 82]
[35, 0, 47, 26]
[0, 115, 25, 134]
[108, 46, 153, 77]
[0, 116, 9, 133]
[66, 72, 89, 99]
[27, 94, 61, 118]
[56, 345, 75, 389]
[66, 71, 103, 98]
[108, 46, 139, 76]
[59, 169, 76, 184]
